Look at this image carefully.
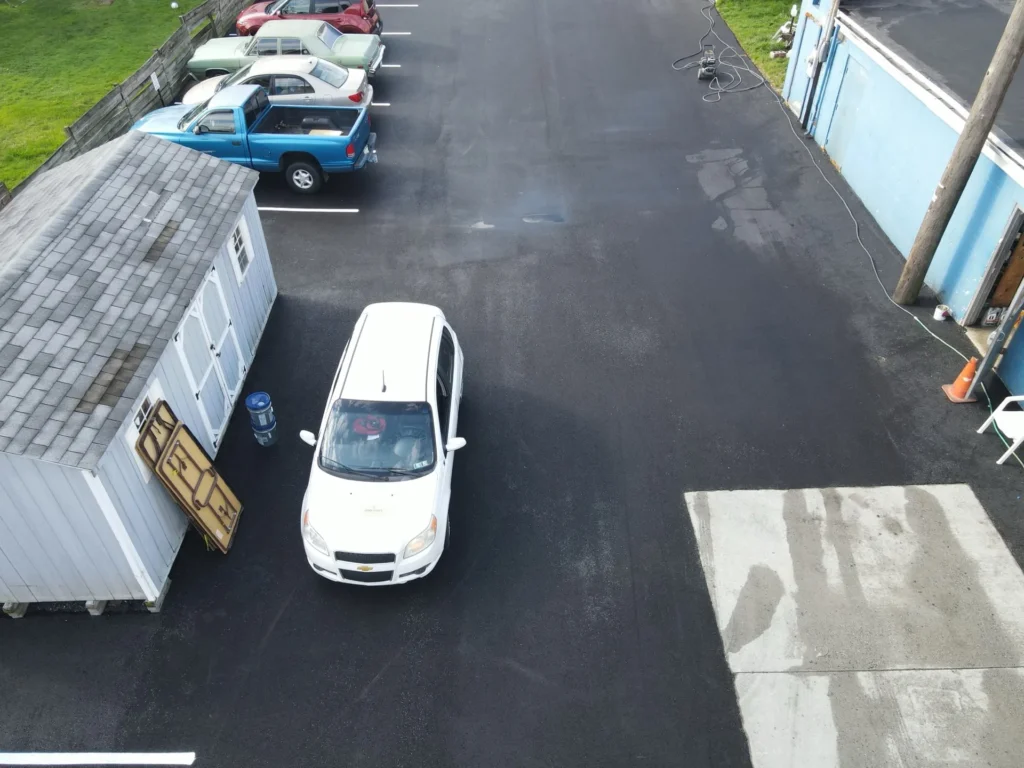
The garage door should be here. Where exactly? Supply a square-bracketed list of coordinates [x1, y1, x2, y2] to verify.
[174, 269, 245, 450]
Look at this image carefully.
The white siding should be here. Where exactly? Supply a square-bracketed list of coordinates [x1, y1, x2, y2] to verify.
[218, 195, 278, 364]
[0, 454, 140, 602]
[93, 198, 277, 589]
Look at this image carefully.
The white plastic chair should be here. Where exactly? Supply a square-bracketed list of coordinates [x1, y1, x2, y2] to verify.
[978, 395, 1024, 465]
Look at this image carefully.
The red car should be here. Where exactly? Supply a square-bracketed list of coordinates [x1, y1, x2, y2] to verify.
[236, 0, 382, 36]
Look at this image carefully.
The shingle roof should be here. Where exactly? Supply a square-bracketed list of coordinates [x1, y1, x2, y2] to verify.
[0, 131, 259, 469]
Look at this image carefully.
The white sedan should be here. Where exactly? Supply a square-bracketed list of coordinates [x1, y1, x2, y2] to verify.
[299, 303, 466, 585]
[181, 55, 372, 106]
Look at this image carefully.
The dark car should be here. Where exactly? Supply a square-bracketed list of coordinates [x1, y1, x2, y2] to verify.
[236, 0, 381, 36]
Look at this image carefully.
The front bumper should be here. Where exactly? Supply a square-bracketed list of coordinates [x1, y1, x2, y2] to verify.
[368, 44, 386, 77]
[304, 537, 442, 585]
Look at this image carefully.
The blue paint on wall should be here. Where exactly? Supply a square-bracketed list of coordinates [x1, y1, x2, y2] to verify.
[785, 0, 1024, 394]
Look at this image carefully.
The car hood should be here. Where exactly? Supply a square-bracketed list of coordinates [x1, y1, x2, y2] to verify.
[132, 104, 193, 134]
[334, 34, 380, 61]
[304, 468, 440, 555]
[182, 76, 226, 106]
[193, 36, 248, 60]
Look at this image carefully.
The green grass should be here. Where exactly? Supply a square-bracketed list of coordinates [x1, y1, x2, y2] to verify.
[0, 0, 207, 189]
[715, 0, 794, 89]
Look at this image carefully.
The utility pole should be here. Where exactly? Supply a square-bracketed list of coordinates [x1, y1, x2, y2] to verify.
[893, 0, 1024, 304]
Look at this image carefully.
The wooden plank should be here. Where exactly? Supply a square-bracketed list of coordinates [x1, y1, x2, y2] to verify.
[992, 235, 1024, 307]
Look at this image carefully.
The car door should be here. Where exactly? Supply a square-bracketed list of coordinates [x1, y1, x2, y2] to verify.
[313, 0, 348, 30]
[270, 74, 316, 104]
[180, 109, 247, 164]
[434, 328, 458, 525]
[278, 0, 312, 18]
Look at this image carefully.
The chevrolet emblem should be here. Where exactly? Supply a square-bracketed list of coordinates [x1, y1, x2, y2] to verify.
[357, 565, 373, 572]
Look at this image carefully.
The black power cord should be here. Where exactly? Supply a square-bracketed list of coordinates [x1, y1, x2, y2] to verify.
[672, 1, 767, 102]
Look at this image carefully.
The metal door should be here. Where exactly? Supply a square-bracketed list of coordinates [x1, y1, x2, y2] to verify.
[176, 270, 245, 449]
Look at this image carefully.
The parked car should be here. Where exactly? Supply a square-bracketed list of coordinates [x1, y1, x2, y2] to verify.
[132, 84, 377, 193]
[182, 56, 372, 106]
[236, 0, 382, 36]
[187, 20, 384, 81]
[298, 303, 466, 586]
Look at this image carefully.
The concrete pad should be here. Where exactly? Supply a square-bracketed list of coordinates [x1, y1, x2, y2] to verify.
[685, 485, 1024, 672]
[736, 669, 1024, 768]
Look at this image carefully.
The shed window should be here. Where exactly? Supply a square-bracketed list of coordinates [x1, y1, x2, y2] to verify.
[126, 380, 165, 481]
[231, 219, 252, 282]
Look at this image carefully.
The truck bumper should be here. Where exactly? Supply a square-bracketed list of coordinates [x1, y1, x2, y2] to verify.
[354, 133, 378, 170]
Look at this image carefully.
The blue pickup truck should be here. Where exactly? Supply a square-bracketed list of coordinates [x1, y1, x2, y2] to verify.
[132, 84, 376, 193]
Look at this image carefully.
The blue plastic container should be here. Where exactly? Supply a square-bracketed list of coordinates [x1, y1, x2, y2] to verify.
[245, 391, 278, 447]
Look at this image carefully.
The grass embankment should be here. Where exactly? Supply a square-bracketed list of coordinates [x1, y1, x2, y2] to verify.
[715, 0, 795, 89]
[0, 0, 206, 189]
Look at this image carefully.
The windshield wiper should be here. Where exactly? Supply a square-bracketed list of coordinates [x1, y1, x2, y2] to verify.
[385, 467, 423, 478]
[325, 460, 386, 479]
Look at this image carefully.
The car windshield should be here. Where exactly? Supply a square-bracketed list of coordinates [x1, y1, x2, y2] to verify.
[319, 399, 435, 480]
[220, 63, 255, 90]
[317, 22, 342, 49]
[311, 60, 349, 88]
[176, 99, 209, 130]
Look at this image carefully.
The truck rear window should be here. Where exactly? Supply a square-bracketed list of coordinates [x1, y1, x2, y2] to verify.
[252, 107, 359, 136]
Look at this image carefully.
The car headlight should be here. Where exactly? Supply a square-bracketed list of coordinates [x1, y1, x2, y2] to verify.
[302, 510, 329, 556]
[403, 515, 437, 559]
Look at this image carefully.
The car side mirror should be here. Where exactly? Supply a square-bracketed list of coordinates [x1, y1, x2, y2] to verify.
[195, 124, 209, 135]
[446, 437, 467, 452]
[299, 430, 317, 447]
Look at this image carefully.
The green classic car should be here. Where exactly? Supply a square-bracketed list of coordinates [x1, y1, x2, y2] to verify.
[187, 20, 384, 81]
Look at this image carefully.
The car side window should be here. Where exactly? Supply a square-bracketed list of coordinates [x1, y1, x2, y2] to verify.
[314, 0, 343, 11]
[280, 37, 303, 55]
[242, 90, 268, 128]
[195, 110, 236, 134]
[256, 38, 279, 56]
[245, 74, 273, 91]
[435, 329, 456, 450]
[283, 0, 310, 12]
[272, 75, 314, 95]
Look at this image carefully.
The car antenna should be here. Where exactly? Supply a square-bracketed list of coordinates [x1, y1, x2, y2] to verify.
[381, 369, 387, 393]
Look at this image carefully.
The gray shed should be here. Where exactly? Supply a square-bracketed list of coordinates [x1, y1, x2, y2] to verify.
[0, 132, 277, 614]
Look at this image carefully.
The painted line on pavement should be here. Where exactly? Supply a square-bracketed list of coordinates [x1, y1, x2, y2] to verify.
[376, 3, 418, 6]
[371, 102, 391, 107]
[0, 754, 196, 766]
[380, 63, 401, 67]
[381, 31, 412, 35]
[257, 207, 360, 214]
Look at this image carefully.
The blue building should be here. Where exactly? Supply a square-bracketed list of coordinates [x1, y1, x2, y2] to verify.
[783, 0, 1024, 392]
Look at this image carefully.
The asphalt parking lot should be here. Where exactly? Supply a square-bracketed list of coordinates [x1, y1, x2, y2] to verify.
[4, 0, 1024, 764]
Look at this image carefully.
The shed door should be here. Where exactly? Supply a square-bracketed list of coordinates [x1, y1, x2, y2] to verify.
[176, 269, 246, 450]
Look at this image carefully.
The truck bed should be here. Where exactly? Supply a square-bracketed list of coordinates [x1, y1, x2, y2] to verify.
[252, 106, 360, 137]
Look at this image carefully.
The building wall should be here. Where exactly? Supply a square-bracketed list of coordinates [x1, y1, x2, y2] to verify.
[784, 2, 1024, 394]
[0, 453, 141, 602]
[92, 196, 277, 593]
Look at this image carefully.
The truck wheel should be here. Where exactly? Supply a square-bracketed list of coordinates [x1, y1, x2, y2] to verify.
[285, 161, 322, 194]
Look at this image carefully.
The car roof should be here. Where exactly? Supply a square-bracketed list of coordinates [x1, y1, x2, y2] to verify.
[256, 19, 329, 36]
[340, 303, 446, 403]
[208, 83, 262, 109]
[248, 56, 320, 76]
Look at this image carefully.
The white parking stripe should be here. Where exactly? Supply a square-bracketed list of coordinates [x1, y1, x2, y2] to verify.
[0, 754, 196, 766]
[381, 31, 412, 35]
[371, 102, 391, 107]
[379, 64, 401, 68]
[376, 4, 418, 6]
[257, 207, 360, 214]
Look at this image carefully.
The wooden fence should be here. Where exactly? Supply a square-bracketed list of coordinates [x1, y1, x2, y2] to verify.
[14, 0, 249, 193]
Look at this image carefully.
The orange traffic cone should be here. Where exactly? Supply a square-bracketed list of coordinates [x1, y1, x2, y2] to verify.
[942, 357, 978, 403]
